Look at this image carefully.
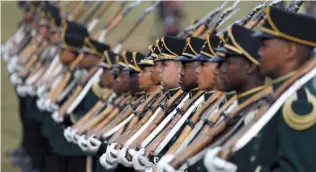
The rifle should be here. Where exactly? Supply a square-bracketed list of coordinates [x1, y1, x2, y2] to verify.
[114, 87, 162, 144]
[64, 1, 81, 17]
[85, 94, 145, 138]
[112, 0, 161, 54]
[86, 1, 114, 32]
[75, 95, 131, 136]
[92, 1, 128, 41]
[126, 90, 186, 150]
[98, 0, 144, 43]
[79, 1, 105, 25]
[143, 91, 205, 159]
[201, 0, 241, 38]
[177, 1, 228, 38]
[166, 91, 224, 155]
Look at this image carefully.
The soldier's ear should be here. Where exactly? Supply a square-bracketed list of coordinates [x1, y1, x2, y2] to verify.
[246, 62, 257, 75]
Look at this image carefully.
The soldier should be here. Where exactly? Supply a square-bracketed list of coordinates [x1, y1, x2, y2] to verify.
[203, 7, 316, 172]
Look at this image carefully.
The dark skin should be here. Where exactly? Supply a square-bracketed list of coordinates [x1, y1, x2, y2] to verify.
[59, 49, 78, 65]
[194, 61, 217, 90]
[213, 56, 265, 93]
[79, 53, 102, 69]
[116, 70, 131, 93]
[127, 71, 142, 95]
[258, 38, 312, 79]
[179, 61, 199, 92]
[139, 66, 159, 93]
[150, 61, 162, 85]
[48, 30, 60, 45]
[100, 68, 115, 88]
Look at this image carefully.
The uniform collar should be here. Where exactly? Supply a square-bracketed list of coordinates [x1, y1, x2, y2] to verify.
[167, 87, 181, 98]
[122, 92, 130, 97]
[189, 87, 200, 98]
[204, 90, 216, 99]
[237, 85, 266, 104]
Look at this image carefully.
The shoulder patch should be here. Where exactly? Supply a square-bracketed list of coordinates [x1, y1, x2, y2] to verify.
[283, 89, 316, 131]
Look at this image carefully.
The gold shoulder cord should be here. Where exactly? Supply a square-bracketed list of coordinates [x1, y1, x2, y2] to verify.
[283, 89, 316, 131]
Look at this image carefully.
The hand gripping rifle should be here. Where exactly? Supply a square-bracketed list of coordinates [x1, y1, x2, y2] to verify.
[177, 1, 228, 38]
[112, 0, 161, 54]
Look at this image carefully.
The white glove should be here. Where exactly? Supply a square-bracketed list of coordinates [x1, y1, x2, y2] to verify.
[51, 111, 63, 123]
[100, 151, 118, 169]
[203, 147, 237, 172]
[10, 73, 22, 85]
[64, 127, 73, 142]
[78, 135, 89, 152]
[133, 148, 147, 172]
[16, 85, 27, 97]
[69, 128, 79, 143]
[105, 143, 119, 165]
[26, 85, 36, 96]
[72, 132, 82, 144]
[87, 135, 102, 153]
[118, 147, 133, 167]
[156, 154, 182, 172]
[138, 154, 155, 168]
[36, 85, 46, 97]
[36, 98, 46, 111]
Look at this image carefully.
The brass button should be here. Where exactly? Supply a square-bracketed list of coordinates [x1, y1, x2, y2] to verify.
[250, 155, 256, 162]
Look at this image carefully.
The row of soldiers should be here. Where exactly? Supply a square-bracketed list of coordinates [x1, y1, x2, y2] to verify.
[2, 1, 316, 172]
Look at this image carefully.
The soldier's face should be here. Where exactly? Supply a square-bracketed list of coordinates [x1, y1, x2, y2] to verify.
[180, 62, 198, 92]
[59, 49, 77, 65]
[158, 60, 181, 89]
[213, 56, 248, 92]
[100, 69, 114, 88]
[151, 61, 162, 85]
[118, 70, 131, 92]
[128, 71, 141, 94]
[48, 31, 60, 44]
[195, 61, 216, 90]
[258, 38, 289, 79]
[139, 66, 154, 91]
[80, 53, 101, 69]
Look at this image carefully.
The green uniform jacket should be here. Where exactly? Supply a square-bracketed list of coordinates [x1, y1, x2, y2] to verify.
[231, 76, 316, 172]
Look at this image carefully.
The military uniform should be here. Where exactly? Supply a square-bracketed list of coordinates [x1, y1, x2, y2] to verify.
[229, 7, 316, 172]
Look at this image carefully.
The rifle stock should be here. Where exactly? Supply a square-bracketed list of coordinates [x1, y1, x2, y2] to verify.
[166, 92, 224, 154]
[169, 88, 272, 169]
[72, 90, 113, 129]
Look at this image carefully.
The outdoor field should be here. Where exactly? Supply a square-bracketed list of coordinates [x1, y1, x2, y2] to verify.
[1, 1, 277, 171]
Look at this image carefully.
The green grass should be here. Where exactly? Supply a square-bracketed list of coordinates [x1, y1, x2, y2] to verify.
[1, 1, 262, 171]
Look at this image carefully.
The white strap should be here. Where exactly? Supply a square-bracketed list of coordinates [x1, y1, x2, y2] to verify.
[155, 95, 205, 155]
[87, 18, 99, 32]
[102, 114, 135, 138]
[141, 94, 190, 148]
[233, 68, 316, 152]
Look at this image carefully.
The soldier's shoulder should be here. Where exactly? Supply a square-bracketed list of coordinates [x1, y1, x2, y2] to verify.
[282, 76, 316, 131]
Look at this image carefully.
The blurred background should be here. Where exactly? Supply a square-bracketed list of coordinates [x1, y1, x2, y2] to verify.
[1, 1, 315, 171]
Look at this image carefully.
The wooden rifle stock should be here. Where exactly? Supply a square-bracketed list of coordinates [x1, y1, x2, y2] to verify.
[17, 43, 38, 65]
[25, 63, 43, 82]
[80, 2, 104, 25]
[58, 67, 99, 117]
[116, 91, 163, 144]
[72, 90, 113, 129]
[47, 72, 71, 104]
[129, 90, 185, 149]
[87, 95, 143, 138]
[192, 24, 208, 37]
[144, 91, 205, 157]
[122, 94, 167, 148]
[169, 88, 273, 169]
[167, 92, 224, 154]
